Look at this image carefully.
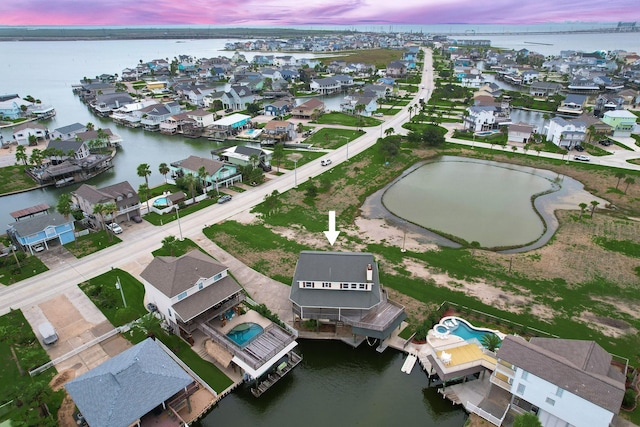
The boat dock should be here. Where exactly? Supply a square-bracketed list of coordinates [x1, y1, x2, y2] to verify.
[401, 353, 417, 374]
[250, 351, 303, 397]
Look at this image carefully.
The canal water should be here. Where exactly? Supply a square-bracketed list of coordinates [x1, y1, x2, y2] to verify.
[198, 339, 466, 427]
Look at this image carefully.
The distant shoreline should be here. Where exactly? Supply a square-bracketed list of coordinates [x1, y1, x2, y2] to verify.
[0, 25, 637, 42]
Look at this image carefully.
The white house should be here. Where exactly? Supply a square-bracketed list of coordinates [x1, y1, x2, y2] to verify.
[508, 122, 535, 144]
[463, 106, 498, 132]
[544, 117, 586, 149]
[12, 123, 49, 146]
[492, 335, 625, 427]
[140, 250, 244, 336]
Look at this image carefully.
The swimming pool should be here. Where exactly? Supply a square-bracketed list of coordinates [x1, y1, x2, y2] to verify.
[226, 322, 263, 347]
[153, 197, 169, 208]
[435, 317, 501, 347]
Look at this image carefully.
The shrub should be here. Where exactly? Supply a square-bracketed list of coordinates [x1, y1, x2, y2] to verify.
[623, 388, 637, 408]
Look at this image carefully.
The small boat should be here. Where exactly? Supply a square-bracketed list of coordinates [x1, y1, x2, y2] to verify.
[55, 177, 74, 187]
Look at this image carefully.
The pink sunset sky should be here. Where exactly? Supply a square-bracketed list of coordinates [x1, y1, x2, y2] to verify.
[1, 0, 638, 27]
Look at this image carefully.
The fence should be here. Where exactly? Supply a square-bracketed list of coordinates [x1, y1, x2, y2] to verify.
[466, 401, 510, 426]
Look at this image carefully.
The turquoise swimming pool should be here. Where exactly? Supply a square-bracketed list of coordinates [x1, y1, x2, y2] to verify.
[153, 197, 169, 207]
[436, 317, 501, 347]
[226, 322, 263, 347]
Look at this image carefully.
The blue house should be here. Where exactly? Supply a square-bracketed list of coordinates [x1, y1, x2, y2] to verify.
[264, 99, 293, 116]
[7, 212, 75, 254]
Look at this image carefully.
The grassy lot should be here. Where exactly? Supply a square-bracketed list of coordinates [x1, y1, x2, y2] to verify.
[64, 229, 121, 257]
[305, 128, 364, 150]
[205, 135, 640, 424]
[313, 112, 381, 128]
[0, 165, 39, 195]
[0, 252, 48, 285]
[281, 150, 325, 170]
[0, 309, 63, 426]
[78, 268, 234, 392]
[318, 48, 403, 69]
[152, 237, 201, 257]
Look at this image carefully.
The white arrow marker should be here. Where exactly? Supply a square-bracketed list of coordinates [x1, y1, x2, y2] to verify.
[323, 211, 340, 246]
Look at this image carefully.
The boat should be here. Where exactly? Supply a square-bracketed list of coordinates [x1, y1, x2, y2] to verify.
[55, 177, 74, 187]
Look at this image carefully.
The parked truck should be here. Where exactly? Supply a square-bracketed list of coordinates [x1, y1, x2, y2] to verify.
[38, 322, 58, 345]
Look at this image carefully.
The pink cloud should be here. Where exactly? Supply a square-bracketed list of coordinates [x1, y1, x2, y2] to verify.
[0, 0, 638, 26]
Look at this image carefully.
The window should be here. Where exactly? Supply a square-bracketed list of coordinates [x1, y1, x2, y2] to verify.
[177, 291, 188, 300]
[198, 282, 204, 290]
[304, 281, 313, 288]
[521, 370, 529, 381]
[213, 273, 223, 281]
[545, 397, 555, 406]
[516, 384, 526, 395]
[322, 282, 331, 288]
[359, 284, 366, 289]
[555, 387, 564, 397]
[341, 283, 349, 289]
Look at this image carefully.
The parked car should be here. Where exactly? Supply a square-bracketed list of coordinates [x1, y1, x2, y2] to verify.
[106, 222, 123, 234]
[321, 159, 332, 166]
[598, 139, 613, 146]
[33, 243, 45, 252]
[218, 194, 232, 204]
[38, 322, 58, 345]
[574, 145, 584, 152]
[132, 215, 142, 223]
[574, 155, 591, 162]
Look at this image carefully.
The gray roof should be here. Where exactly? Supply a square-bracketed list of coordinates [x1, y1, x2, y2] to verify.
[172, 275, 242, 322]
[47, 139, 84, 152]
[497, 335, 625, 413]
[65, 338, 193, 427]
[54, 122, 86, 134]
[140, 250, 229, 298]
[171, 155, 224, 176]
[74, 181, 139, 206]
[289, 251, 381, 310]
[234, 145, 263, 157]
[10, 212, 72, 237]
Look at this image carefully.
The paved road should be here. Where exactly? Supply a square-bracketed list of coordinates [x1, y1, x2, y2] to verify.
[0, 52, 435, 316]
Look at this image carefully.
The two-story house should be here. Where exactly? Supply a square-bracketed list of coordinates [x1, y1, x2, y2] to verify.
[140, 102, 183, 131]
[261, 120, 296, 142]
[221, 145, 273, 171]
[7, 212, 75, 254]
[491, 335, 625, 427]
[264, 100, 294, 117]
[545, 117, 586, 149]
[46, 139, 91, 163]
[73, 181, 141, 225]
[557, 94, 587, 116]
[463, 106, 511, 132]
[601, 110, 637, 137]
[12, 123, 49, 146]
[169, 155, 242, 192]
[220, 85, 255, 111]
[289, 251, 406, 345]
[291, 98, 325, 119]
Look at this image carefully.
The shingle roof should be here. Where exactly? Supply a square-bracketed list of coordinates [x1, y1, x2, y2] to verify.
[497, 335, 625, 413]
[140, 250, 228, 298]
[10, 212, 72, 236]
[65, 338, 193, 427]
[171, 155, 224, 176]
[289, 251, 381, 310]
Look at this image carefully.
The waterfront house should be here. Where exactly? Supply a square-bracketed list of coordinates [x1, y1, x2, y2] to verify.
[386, 61, 408, 78]
[209, 113, 252, 140]
[140, 250, 300, 387]
[220, 85, 255, 111]
[261, 120, 296, 142]
[310, 77, 342, 95]
[544, 117, 586, 149]
[51, 123, 87, 141]
[140, 102, 183, 132]
[264, 100, 293, 117]
[529, 82, 563, 97]
[594, 94, 625, 118]
[12, 123, 49, 146]
[160, 112, 198, 136]
[291, 98, 325, 119]
[601, 110, 637, 137]
[491, 335, 625, 427]
[110, 99, 160, 127]
[340, 94, 378, 116]
[91, 92, 135, 117]
[6, 212, 75, 254]
[75, 128, 123, 148]
[289, 251, 406, 346]
[0, 94, 26, 119]
[46, 139, 90, 162]
[221, 145, 273, 171]
[463, 106, 510, 132]
[508, 122, 535, 144]
[557, 94, 587, 116]
[65, 338, 196, 427]
[169, 155, 242, 191]
[73, 181, 141, 225]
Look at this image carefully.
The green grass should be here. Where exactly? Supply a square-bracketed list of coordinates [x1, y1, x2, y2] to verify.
[0, 309, 63, 425]
[592, 237, 640, 258]
[305, 128, 363, 150]
[152, 237, 202, 257]
[314, 112, 381, 128]
[0, 254, 48, 285]
[144, 197, 218, 226]
[64, 229, 121, 257]
[78, 269, 147, 325]
[0, 164, 39, 195]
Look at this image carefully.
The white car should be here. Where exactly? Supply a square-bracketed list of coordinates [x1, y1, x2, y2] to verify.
[106, 222, 123, 234]
[574, 155, 590, 162]
[321, 159, 332, 166]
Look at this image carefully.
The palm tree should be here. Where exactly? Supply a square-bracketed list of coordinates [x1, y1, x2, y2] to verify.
[272, 143, 284, 173]
[158, 162, 170, 183]
[29, 148, 44, 166]
[57, 193, 77, 247]
[138, 183, 150, 212]
[624, 177, 635, 194]
[86, 122, 95, 131]
[590, 200, 599, 218]
[14, 144, 27, 166]
[408, 105, 413, 120]
[384, 127, 395, 137]
[578, 202, 587, 217]
[161, 235, 179, 256]
[614, 172, 626, 190]
[249, 154, 259, 169]
[137, 163, 151, 188]
[197, 166, 208, 194]
[480, 334, 502, 352]
[296, 122, 304, 135]
[92, 203, 107, 231]
[183, 173, 197, 203]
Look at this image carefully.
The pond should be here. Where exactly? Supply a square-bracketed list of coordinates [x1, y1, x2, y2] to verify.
[379, 156, 603, 250]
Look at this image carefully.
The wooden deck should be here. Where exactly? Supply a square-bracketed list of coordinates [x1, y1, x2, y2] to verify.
[250, 352, 303, 397]
[438, 343, 496, 368]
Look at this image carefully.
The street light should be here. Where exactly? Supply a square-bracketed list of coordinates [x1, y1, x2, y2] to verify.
[346, 141, 349, 160]
[174, 205, 183, 240]
[293, 159, 298, 188]
[115, 276, 127, 308]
